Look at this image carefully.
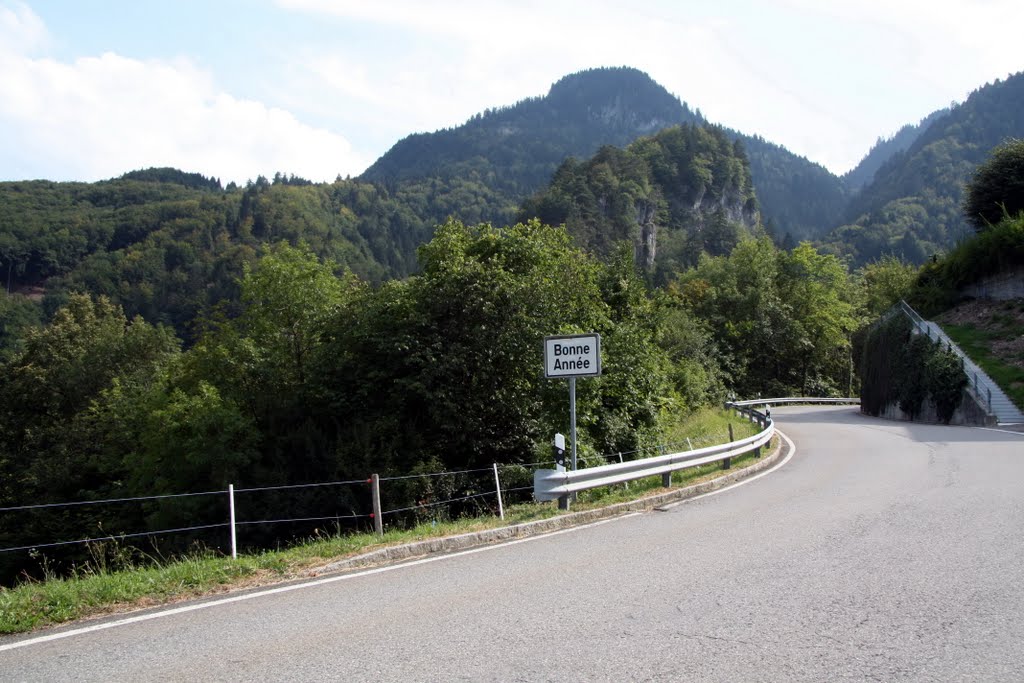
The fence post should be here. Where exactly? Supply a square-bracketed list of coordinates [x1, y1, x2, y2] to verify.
[492, 463, 504, 521]
[228, 484, 237, 560]
[619, 452, 629, 490]
[724, 424, 734, 469]
[371, 474, 383, 536]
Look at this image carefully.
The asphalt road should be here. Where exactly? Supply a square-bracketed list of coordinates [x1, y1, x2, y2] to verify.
[3, 406, 1024, 682]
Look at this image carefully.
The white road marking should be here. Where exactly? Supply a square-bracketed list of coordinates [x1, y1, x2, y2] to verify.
[656, 428, 796, 510]
[0, 516, 626, 653]
[977, 426, 1024, 437]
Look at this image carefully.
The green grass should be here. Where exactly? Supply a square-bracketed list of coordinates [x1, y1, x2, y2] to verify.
[0, 408, 768, 635]
[942, 322, 1024, 410]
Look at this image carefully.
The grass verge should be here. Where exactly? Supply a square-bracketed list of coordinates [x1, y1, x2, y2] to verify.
[0, 408, 767, 636]
[942, 322, 1024, 410]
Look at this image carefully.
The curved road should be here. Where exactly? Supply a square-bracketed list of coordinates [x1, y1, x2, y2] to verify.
[3, 406, 1024, 681]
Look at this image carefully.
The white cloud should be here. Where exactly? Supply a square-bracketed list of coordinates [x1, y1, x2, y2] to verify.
[0, 6, 366, 184]
[0, 0, 47, 55]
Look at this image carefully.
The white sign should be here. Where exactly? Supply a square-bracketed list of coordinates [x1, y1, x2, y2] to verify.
[544, 334, 601, 378]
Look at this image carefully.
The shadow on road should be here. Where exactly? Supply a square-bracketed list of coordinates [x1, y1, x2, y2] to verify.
[770, 405, 1024, 444]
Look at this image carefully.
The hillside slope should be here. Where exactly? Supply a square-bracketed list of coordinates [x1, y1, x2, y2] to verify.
[821, 71, 1024, 265]
[0, 171, 421, 344]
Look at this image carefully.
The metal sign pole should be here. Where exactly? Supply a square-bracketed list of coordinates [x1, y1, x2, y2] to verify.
[569, 376, 577, 472]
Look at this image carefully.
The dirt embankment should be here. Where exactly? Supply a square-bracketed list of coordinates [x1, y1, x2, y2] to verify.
[935, 299, 1024, 372]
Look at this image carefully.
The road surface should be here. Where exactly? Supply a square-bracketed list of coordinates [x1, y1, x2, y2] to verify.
[3, 406, 1024, 681]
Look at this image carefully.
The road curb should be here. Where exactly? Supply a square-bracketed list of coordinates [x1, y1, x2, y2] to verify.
[321, 434, 789, 575]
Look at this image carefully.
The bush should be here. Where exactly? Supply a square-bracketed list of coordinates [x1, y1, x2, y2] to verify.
[860, 315, 966, 423]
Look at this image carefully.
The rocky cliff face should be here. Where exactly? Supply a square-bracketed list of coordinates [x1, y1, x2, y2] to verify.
[520, 123, 760, 275]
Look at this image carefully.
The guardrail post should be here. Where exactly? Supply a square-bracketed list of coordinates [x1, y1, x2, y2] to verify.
[228, 484, 237, 560]
[724, 424, 734, 469]
[662, 471, 672, 488]
[370, 474, 383, 536]
[492, 463, 504, 521]
[619, 452, 629, 490]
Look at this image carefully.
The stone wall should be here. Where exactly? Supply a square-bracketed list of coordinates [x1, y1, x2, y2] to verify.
[961, 267, 1024, 300]
[874, 388, 995, 427]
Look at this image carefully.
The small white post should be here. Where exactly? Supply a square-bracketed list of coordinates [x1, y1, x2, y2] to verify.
[228, 484, 237, 560]
[687, 437, 693, 451]
[493, 463, 505, 520]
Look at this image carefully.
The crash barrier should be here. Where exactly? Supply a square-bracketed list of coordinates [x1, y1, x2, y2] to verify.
[534, 402, 774, 507]
[730, 397, 860, 407]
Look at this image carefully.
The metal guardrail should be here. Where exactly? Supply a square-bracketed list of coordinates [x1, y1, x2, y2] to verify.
[534, 403, 773, 504]
[731, 397, 860, 407]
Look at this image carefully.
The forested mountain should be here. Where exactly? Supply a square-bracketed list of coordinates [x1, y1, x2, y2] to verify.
[362, 66, 849, 244]
[0, 171, 429, 347]
[842, 110, 948, 192]
[740, 134, 846, 243]
[519, 124, 759, 283]
[822, 71, 1024, 265]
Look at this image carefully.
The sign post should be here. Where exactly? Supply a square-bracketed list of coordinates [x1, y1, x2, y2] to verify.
[544, 334, 601, 491]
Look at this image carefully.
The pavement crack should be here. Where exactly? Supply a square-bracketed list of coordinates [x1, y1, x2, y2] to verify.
[677, 632, 758, 647]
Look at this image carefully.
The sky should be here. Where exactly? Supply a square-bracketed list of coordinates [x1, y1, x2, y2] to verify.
[0, 0, 1021, 186]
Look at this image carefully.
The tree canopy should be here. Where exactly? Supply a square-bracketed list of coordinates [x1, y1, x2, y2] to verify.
[963, 138, 1024, 231]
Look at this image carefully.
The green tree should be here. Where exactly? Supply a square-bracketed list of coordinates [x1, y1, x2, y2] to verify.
[316, 220, 675, 480]
[0, 295, 179, 501]
[858, 255, 918, 318]
[964, 138, 1024, 231]
[674, 238, 858, 397]
[779, 243, 859, 395]
[186, 242, 355, 485]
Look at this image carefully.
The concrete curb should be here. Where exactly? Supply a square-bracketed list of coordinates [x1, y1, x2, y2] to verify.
[320, 434, 789, 575]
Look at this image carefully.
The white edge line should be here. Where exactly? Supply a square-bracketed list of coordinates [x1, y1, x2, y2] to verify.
[977, 426, 1024, 436]
[1, 515, 630, 653]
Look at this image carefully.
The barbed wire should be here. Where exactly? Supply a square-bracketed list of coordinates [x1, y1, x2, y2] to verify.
[500, 485, 534, 494]
[234, 478, 367, 494]
[381, 490, 496, 517]
[380, 466, 495, 482]
[0, 489, 226, 513]
[0, 523, 230, 554]
[235, 513, 367, 527]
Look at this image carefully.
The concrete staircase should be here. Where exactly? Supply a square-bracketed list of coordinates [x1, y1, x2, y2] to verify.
[901, 301, 1024, 425]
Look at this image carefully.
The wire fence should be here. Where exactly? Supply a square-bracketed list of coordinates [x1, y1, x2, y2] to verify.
[0, 428, 748, 580]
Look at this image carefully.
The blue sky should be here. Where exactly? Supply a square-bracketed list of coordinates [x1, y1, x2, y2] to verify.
[1, 0, 1021, 185]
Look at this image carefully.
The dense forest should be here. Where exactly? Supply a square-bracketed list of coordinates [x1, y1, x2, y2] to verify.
[0, 171, 442, 349]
